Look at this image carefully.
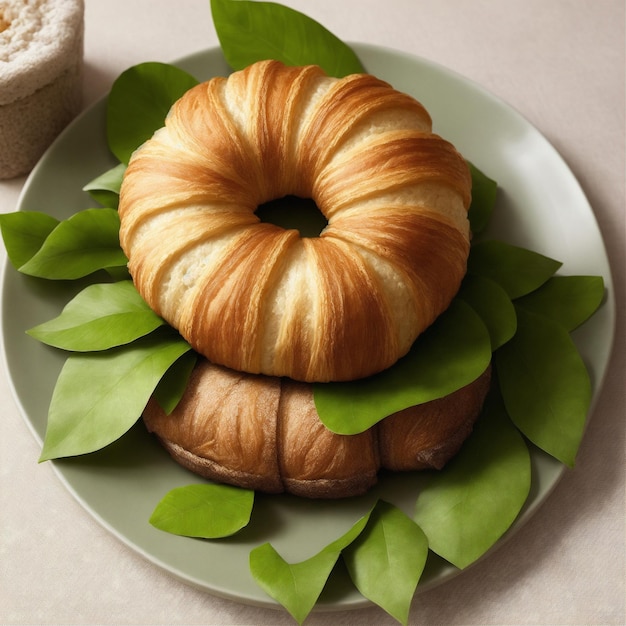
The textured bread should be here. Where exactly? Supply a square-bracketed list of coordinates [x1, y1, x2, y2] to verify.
[0, 0, 84, 179]
[118, 60, 472, 383]
[143, 360, 491, 499]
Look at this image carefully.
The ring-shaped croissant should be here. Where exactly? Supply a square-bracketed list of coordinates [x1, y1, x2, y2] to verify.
[118, 60, 472, 382]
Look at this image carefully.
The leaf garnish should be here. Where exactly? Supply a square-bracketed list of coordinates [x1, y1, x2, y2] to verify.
[514, 275, 605, 332]
[495, 306, 592, 466]
[153, 350, 197, 414]
[39, 330, 191, 461]
[211, 0, 364, 77]
[413, 389, 531, 569]
[314, 300, 492, 435]
[0, 211, 59, 269]
[458, 273, 517, 350]
[250, 507, 373, 624]
[27, 281, 165, 351]
[343, 501, 429, 626]
[150, 483, 254, 538]
[83, 163, 126, 209]
[18, 208, 127, 279]
[107, 62, 199, 164]
[468, 240, 562, 299]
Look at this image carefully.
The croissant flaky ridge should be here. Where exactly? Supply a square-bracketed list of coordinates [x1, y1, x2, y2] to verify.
[143, 359, 492, 499]
[118, 60, 472, 382]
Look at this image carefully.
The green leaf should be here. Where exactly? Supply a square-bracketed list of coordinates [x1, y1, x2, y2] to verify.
[0, 211, 59, 269]
[18, 208, 127, 280]
[150, 483, 254, 538]
[515, 275, 605, 332]
[413, 390, 531, 569]
[314, 300, 492, 434]
[27, 280, 165, 351]
[107, 62, 199, 164]
[250, 509, 372, 624]
[495, 306, 591, 466]
[458, 273, 517, 350]
[343, 501, 428, 625]
[104, 265, 131, 281]
[152, 350, 197, 414]
[467, 161, 497, 235]
[83, 163, 126, 208]
[468, 240, 562, 299]
[39, 330, 191, 461]
[211, 0, 364, 77]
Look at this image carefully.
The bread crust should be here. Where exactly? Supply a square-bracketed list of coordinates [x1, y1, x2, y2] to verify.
[119, 60, 472, 383]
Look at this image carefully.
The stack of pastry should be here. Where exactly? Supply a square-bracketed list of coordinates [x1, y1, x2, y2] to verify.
[118, 60, 491, 498]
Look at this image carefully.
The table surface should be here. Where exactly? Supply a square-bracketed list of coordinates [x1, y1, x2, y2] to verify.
[1, 1, 624, 624]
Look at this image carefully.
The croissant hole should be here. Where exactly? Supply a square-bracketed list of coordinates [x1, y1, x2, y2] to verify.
[255, 195, 328, 238]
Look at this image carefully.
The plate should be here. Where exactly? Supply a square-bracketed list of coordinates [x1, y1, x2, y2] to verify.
[1, 44, 615, 611]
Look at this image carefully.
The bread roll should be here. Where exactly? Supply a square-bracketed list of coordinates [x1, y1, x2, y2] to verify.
[143, 360, 491, 498]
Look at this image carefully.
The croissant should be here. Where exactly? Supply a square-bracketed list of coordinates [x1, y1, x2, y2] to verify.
[118, 60, 472, 383]
[143, 360, 492, 499]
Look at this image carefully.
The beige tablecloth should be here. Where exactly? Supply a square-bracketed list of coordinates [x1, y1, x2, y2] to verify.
[1, 1, 624, 624]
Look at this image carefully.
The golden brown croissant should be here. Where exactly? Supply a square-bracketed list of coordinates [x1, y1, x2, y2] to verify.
[143, 360, 491, 499]
[118, 60, 472, 383]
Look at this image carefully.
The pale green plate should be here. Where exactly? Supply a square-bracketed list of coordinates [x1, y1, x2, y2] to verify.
[1, 44, 615, 611]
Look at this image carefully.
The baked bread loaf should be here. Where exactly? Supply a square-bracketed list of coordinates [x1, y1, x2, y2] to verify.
[0, 0, 84, 179]
[119, 60, 472, 383]
[143, 359, 491, 498]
